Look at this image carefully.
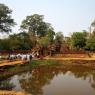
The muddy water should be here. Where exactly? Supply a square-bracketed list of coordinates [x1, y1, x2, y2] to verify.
[0, 65, 95, 95]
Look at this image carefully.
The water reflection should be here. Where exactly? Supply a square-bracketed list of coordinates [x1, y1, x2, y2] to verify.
[1, 65, 95, 95]
[0, 80, 15, 90]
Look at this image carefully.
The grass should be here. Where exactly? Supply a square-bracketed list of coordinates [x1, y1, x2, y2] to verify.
[29, 60, 61, 66]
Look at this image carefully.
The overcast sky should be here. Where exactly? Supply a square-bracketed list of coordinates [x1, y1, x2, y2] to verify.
[0, 0, 95, 36]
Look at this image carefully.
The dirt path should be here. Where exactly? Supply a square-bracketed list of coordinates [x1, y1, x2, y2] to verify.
[44, 57, 95, 61]
[0, 60, 29, 67]
[0, 57, 95, 67]
[0, 90, 31, 95]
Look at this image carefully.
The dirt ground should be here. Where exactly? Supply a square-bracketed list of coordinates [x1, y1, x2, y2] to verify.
[0, 54, 95, 67]
[45, 57, 95, 61]
[0, 90, 31, 95]
[45, 53, 95, 61]
[0, 60, 28, 67]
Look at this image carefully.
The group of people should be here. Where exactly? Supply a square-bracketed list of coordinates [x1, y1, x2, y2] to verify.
[8, 52, 39, 61]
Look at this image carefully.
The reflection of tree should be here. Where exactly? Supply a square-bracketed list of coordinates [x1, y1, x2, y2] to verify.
[66, 65, 95, 90]
[0, 80, 15, 90]
[16, 65, 95, 94]
[1, 65, 95, 94]
[91, 71, 95, 89]
[19, 66, 63, 95]
[69, 66, 91, 79]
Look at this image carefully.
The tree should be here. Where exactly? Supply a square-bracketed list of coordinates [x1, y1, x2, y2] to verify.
[70, 32, 86, 49]
[9, 32, 33, 50]
[20, 14, 55, 55]
[16, 32, 33, 50]
[20, 14, 54, 37]
[0, 3, 15, 33]
[86, 34, 95, 51]
[0, 38, 10, 50]
[37, 30, 55, 56]
[55, 32, 64, 53]
[46, 29, 55, 42]
[0, 32, 36, 51]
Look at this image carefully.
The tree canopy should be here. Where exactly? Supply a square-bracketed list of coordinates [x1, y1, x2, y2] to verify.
[0, 3, 15, 33]
[20, 14, 54, 37]
[85, 32, 95, 51]
[70, 32, 87, 49]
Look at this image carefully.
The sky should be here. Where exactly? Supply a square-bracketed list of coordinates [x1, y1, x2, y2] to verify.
[0, 0, 95, 36]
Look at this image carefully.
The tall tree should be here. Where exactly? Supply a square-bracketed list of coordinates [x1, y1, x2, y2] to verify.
[20, 14, 54, 37]
[0, 3, 15, 33]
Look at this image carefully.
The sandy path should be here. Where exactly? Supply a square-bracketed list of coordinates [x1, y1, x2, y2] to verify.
[0, 57, 95, 67]
[0, 60, 28, 67]
[0, 90, 31, 95]
[44, 57, 95, 61]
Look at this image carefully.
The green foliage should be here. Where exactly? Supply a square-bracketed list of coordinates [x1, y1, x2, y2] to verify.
[0, 32, 34, 50]
[20, 14, 55, 52]
[38, 30, 55, 47]
[46, 29, 55, 42]
[55, 32, 64, 52]
[29, 60, 58, 66]
[9, 32, 33, 50]
[70, 32, 86, 49]
[86, 34, 95, 51]
[0, 39, 10, 50]
[55, 32, 64, 44]
[20, 14, 54, 37]
[0, 3, 15, 33]
[38, 36, 50, 47]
